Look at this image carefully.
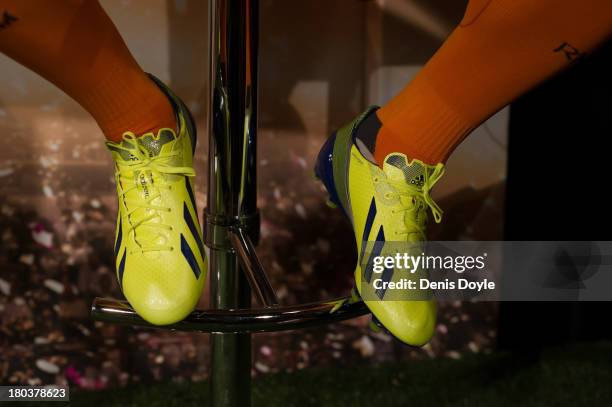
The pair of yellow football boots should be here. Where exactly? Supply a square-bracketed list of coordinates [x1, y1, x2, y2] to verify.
[110, 78, 444, 346]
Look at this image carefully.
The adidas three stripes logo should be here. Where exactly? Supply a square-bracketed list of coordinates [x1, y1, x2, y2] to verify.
[360, 198, 394, 299]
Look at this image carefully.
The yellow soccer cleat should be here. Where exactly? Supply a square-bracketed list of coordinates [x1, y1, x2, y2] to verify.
[106, 76, 206, 325]
[314, 107, 445, 346]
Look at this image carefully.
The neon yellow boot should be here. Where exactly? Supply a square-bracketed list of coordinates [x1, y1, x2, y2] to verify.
[106, 76, 206, 325]
[315, 107, 445, 345]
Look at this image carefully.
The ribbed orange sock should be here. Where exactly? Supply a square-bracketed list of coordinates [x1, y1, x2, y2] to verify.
[0, 0, 175, 142]
[373, 0, 612, 165]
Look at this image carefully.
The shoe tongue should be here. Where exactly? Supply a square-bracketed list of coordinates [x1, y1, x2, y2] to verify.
[382, 153, 426, 189]
[135, 129, 177, 157]
[107, 129, 177, 161]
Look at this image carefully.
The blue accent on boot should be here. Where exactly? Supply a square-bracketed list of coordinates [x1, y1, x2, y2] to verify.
[314, 132, 343, 209]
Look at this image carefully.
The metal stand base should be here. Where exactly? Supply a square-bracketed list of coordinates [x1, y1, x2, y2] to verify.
[90, 1, 370, 406]
[92, 291, 367, 334]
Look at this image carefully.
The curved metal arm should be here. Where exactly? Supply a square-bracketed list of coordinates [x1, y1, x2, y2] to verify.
[229, 226, 279, 307]
[91, 296, 369, 334]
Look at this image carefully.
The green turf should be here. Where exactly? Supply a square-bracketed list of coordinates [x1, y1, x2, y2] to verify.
[31, 341, 612, 407]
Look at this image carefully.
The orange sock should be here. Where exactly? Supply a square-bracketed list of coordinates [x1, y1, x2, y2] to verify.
[0, 0, 175, 142]
[372, 0, 612, 165]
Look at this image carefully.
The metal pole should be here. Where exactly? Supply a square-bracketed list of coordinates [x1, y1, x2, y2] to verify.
[205, 0, 259, 406]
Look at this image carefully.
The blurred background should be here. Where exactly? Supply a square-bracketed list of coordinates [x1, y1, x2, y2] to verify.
[0, 0, 609, 404]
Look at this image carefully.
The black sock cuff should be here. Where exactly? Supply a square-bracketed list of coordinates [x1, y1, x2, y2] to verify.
[354, 108, 382, 153]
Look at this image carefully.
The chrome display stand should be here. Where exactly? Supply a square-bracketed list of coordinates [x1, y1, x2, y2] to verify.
[91, 1, 369, 406]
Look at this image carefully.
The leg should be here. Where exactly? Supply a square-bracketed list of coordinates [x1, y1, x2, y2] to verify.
[0, 0, 175, 142]
[370, 0, 612, 164]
